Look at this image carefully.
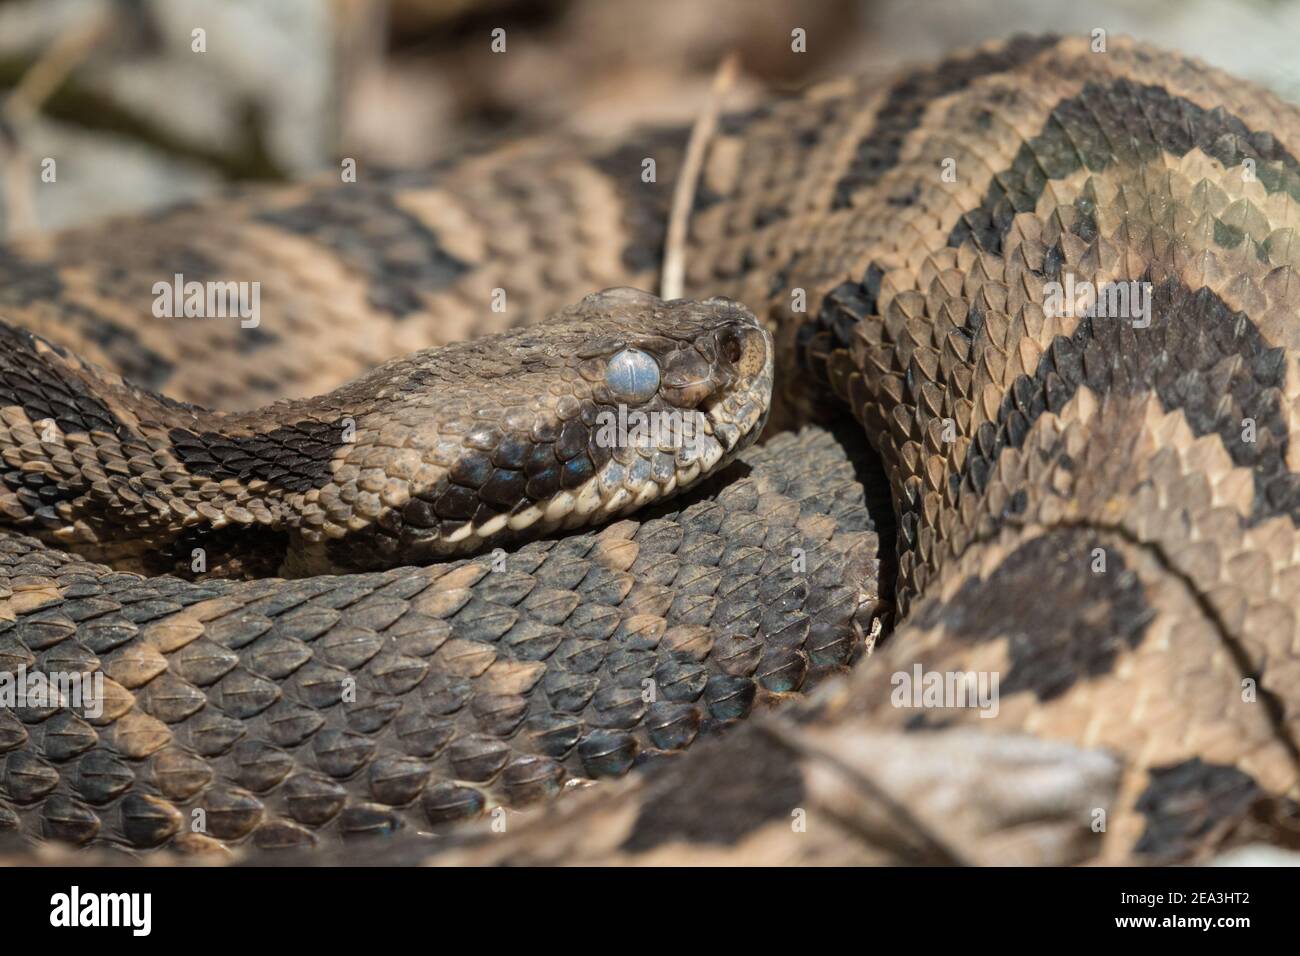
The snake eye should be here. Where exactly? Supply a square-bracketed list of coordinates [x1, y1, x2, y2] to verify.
[605, 348, 660, 404]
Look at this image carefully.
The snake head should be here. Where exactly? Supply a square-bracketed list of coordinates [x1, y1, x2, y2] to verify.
[576, 286, 773, 465]
[299, 288, 773, 572]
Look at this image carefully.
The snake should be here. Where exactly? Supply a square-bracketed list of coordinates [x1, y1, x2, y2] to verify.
[2, 33, 1300, 864]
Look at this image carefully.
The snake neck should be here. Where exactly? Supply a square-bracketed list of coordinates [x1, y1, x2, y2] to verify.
[0, 294, 774, 579]
[0, 319, 317, 576]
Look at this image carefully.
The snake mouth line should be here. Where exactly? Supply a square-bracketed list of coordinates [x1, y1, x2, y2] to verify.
[427, 324, 775, 549]
[698, 327, 775, 451]
[281, 311, 778, 575]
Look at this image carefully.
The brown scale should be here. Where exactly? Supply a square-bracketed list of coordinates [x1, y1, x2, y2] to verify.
[0, 292, 772, 578]
[0, 426, 885, 854]
[669, 35, 1300, 860]
[5, 34, 1300, 864]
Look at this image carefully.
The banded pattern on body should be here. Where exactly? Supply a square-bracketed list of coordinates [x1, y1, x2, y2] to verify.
[0, 428, 884, 853]
[2, 34, 1300, 863]
[0, 291, 773, 578]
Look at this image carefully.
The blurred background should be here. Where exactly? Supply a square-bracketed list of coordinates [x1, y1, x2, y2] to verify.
[0, 0, 1296, 237]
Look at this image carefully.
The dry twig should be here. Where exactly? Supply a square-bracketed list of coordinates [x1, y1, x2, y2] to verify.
[660, 52, 739, 301]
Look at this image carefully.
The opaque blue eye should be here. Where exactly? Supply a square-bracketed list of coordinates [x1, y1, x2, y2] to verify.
[605, 348, 660, 403]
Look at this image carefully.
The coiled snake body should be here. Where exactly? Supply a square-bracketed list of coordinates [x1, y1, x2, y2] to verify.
[2, 35, 1299, 864]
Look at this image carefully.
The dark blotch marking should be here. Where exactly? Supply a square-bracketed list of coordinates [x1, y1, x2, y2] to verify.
[85, 248, 213, 388]
[954, 278, 1299, 527]
[0, 247, 63, 308]
[887, 186, 920, 208]
[432, 482, 480, 521]
[913, 529, 1153, 700]
[1133, 759, 1274, 862]
[621, 726, 804, 851]
[0, 464, 83, 519]
[832, 34, 1059, 209]
[766, 251, 800, 299]
[0, 246, 182, 392]
[144, 524, 290, 579]
[949, 78, 1300, 255]
[324, 524, 404, 574]
[97, 245, 223, 303]
[419, 417, 603, 532]
[478, 468, 527, 509]
[902, 711, 955, 732]
[560, 453, 594, 490]
[591, 127, 691, 273]
[169, 419, 345, 492]
[716, 103, 774, 138]
[71, 308, 174, 390]
[258, 176, 469, 318]
[0, 320, 166, 522]
[797, 261, 885, 387]
[232, 324, 281, 355]
[0, 321, 126, 437]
